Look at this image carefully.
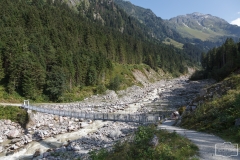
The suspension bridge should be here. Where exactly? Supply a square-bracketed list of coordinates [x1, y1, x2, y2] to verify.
[21, 100, 174, 123]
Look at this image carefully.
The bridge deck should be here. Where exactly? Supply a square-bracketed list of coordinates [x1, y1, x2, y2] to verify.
[21, 104, 173, 123]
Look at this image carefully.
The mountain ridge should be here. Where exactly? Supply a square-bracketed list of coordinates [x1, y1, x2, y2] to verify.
[114, 0, 240, 51]
[168, 12, 240, 41]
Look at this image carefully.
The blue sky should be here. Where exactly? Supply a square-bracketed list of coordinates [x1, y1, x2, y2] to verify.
[128, 0, 240, 26]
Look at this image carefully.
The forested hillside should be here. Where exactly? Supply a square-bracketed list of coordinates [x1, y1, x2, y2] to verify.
[191, 38, 240, 80]
[0, 0, 194, 102]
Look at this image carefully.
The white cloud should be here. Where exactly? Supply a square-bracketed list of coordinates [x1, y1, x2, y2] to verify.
[231, 18, 240, 26]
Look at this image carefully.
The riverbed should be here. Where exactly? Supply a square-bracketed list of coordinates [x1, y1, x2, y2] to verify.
[0, 76, 214, 160]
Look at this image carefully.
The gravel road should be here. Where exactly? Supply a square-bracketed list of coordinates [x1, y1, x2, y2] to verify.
[159, 120, 240, 160]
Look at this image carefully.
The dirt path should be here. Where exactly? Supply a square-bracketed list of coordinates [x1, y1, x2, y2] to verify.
[158, 120, 240, 160]
[0, 103, 22, 106]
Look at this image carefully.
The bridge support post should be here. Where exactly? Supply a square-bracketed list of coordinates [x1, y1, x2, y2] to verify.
[23, 100, 29, 107]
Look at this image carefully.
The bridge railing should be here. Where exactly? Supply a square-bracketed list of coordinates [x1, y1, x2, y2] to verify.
[22, 100, 171, 123]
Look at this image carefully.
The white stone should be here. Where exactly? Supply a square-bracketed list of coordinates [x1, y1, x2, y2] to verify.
[7, 130, 20, 139]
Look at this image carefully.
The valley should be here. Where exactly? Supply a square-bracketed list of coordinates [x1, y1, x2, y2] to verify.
[0, 0, 239, 160]
[0, 75, 213, 159]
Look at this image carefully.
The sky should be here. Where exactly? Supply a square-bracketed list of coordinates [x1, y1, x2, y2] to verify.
[128, 0, 240, 26]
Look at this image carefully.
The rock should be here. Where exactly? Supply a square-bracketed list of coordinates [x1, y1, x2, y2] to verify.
[10, 144, 19, 150]
[72, 145, 81, 151]
[33, 149, 41, 157]
[43, 152, 51, 158]
[4, 120, 12, 125]
[7, 130, 20, 139]
[87, 119, 93, 124]
[79, 118, 84, 122]
[54, 116, 59, 121]
[58, 146, 67, 152]
[235, 118, 240, 126]
[36, 123, 41, 128]
[15, 142, 22, 147]
[80, 122, 89, 128]
[48, 124, 54, 127]
[108, 130, 121, 140]
[68, 125, 75, 131]
[43, 130, 48, 135]
[35, 131, 44, 139]
[0, 146, 3, 153]
[9, 126, 16, 130]
[74, 118, 79, 122]
[149, 135, 158, 147]
[11, 138, 21, 144]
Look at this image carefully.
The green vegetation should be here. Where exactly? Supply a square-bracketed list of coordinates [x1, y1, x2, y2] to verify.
[0, 106, 29, 128]
[181, 74, 240, 143]
[177, 26, 224, 41]
[90, 125, 199, 160]
[163, 38, 184, 49]
[191, 38, 240, 81]
[0, 0, 194, 102]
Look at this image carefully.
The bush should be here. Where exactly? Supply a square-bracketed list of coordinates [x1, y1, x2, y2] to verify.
[108, 75, 122, 91]
[95, 84, 106, 94]
[90, 125, 198, 160]
[0, 106, 29, 128]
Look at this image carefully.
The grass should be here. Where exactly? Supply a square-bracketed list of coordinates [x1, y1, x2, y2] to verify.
[163, 38, 184, 49]
[0, 86, 24, 103]
[0, 105, 29, 128]
[177, 26, 224, 41]
[181, 74, 240, 144]
[57, 63, 155, 102]
[90, 125, 199, 160]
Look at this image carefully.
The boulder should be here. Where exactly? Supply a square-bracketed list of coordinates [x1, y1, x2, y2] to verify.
[108, 130, 121, 140]
[87, 119, 93, 124]
[43, 152, 51, 158]
[74, 118, 79, 122]
[79, 118, 84, 122]
[9, 126, 16, 130]
[33, 149, 41, 157]
[68, 125, 75, 131]
[7, 130, 20, 139]
[4, 120, 12, 125]
[149, 135, 158, 147]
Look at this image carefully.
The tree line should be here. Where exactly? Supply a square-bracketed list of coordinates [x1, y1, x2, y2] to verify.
[191, 38, 240, 80]
[0, 0, 194, 101]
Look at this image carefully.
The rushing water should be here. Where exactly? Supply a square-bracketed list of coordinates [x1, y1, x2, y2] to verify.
[1, 120, 108, 160]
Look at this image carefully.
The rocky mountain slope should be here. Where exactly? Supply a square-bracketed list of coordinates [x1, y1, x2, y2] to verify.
[114, 0, 184, 42]
[168, 12, 240, 41]
[114, 0, 240, 51]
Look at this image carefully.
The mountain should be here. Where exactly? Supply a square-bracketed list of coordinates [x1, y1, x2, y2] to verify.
[114, 0, 185, 42]
[168, 12, 240, 42]
[114, 0, 240, 51]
